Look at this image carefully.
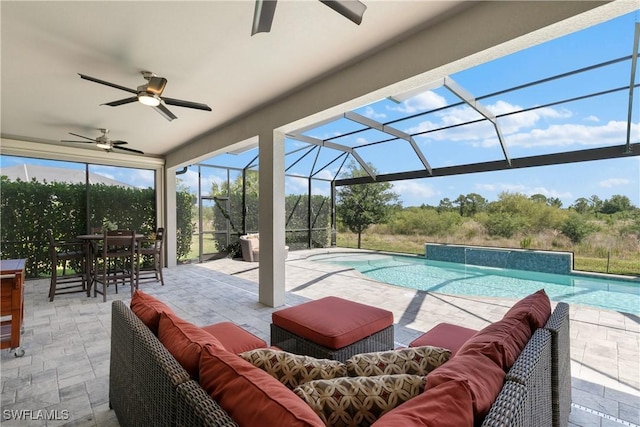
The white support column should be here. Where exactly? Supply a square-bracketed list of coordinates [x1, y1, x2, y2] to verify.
[165, 166, 177, 268]
[258, 130, 286, 307]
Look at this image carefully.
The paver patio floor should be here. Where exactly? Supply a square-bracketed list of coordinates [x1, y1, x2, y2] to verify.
[1, 248, 638, 426]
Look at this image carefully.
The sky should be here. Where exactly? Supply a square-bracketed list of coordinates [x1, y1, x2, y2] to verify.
[2, 10, 639, 209]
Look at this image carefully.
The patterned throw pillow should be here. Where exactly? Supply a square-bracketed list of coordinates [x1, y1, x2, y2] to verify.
[294, 374, 426, 427]
[345, 346, 451, 377]
[239, 348, 347, 389]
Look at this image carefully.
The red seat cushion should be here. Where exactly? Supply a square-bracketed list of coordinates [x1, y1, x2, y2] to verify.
[201, 321, 267, 354]
[272, 296, 393, 350]
[504, 289, 551, 331]
[130, 290, 175, 335]
[199, 345, 325, 427]
[409, 323, 477, 355]
[426, 351, 506, 422]
[157, 312, 224, 380]
[371, 379, 474, 427]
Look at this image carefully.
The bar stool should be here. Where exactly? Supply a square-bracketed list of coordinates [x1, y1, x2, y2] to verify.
[94, 230, 138, 302]
[47, 230, 86, 302]
[136, 227, 164, 287]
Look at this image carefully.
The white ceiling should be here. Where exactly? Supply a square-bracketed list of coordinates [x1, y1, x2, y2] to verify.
[1, 0, 468, 158]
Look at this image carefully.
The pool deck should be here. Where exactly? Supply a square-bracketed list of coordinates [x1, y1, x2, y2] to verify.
[1, 247, 638, 426]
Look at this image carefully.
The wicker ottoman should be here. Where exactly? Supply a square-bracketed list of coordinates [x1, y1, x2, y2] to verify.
[270, 296, 394, 361]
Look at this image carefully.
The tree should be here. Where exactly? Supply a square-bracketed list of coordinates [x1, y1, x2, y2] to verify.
[530, 194, 548, 204]
[547, 197, 562, 208]
[571, 197, 590, 214]
[589, 195, 603, 212]
[600, 195, 633, 214]
[437, 197, 453, 213]
[453, 193, 487, 217]
[336, 163, 399, 248]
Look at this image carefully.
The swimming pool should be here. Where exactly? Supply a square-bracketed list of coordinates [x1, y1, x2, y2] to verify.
[309, 252, 640, 314]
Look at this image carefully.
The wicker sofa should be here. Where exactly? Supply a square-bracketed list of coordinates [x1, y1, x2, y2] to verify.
[109, 291, 570, 427]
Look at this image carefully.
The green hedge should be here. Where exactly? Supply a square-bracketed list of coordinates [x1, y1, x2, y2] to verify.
[0, 177, 193, 278]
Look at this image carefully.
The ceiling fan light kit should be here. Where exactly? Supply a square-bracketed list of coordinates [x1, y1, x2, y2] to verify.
[78, 71, 211, 122]
[61, 128, 144, 155]
[137, 93, 161, 107]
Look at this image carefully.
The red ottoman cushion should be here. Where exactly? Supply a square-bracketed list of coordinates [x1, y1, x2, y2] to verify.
[272, 297, 393, 350]
[202, 322, 267, 354]
[409, 323, 477, 355]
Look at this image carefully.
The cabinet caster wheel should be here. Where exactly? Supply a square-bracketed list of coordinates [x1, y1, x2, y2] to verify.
[13, 348, 25, 357]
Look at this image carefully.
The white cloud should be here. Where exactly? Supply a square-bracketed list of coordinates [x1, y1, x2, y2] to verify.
[176, 169, 223, 194]
[474, 182, 571, 199]
[599, 178, 630, 188]
[475, 183, 497, 192]
[313, 169, 336, 181]
[363, 106, 386, 120]
[285, 176, 308, 195]
[489, 101, 572, 135]
[391, 91, 447, 114]
[584, 115, 600, 123]
[391, 180, 439, 206]
[498, 120, 637, 149]
[408, 100, 573, 145]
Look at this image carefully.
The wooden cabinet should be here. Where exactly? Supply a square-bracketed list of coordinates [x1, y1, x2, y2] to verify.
[1, 259, 25, 356]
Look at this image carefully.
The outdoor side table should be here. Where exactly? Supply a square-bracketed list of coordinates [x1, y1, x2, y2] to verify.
[271, 296, 394, 361]
[1, 259, 26, 357]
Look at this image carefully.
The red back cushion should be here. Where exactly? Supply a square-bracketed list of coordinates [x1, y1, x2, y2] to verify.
[201, 321, 267, 354]
[426, 351, 505, 422]
[504, 289, 551, 331]
[157, 312, 224, 380]
[456, 315, 532, 371]
[371, 379, 474, 427]
[130, 290, 175, 335]
[199, 345, 325, 427]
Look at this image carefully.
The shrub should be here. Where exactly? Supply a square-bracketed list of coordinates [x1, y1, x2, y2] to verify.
[520, 236, 533, 249]
[485, 213, 519, 238]
[561, 214, 593, 244]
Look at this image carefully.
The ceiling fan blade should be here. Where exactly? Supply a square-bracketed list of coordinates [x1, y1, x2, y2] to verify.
[111, 140, 128, 145]
[319, 0, 366, 25]
[252, 0, 278, 35]
[146, 77, 167, 95]
[162, 97, 212, 111]
[68, 132, 95, 141]
[78, 73, 137, 94]
[103, 97, 138, 107]
[61, 140, 93, 144]
[153, 104, 178, 121]
[113, 145, 144, 155]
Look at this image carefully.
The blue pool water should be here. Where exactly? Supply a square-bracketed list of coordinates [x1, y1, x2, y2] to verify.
[310, 252, 640, 314]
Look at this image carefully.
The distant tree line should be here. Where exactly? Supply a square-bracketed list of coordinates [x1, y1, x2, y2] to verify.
[335, 162, 639, 252]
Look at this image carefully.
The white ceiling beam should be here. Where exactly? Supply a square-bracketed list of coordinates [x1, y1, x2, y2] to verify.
[443, 76, 511, 165]
[286, 133, 376, 179]
[343, 111, 432, 175]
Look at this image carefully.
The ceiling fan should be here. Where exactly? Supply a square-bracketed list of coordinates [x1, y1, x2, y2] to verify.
[61, 129, 144, 154]
[79, 71, 212, 121]
[252, 0, 367, 35]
